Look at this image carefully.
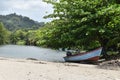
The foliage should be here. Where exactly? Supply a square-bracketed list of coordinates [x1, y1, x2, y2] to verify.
[10, 29, 27, 44]
[10, 29, 38, 45]
[1, 0, 119, 60]
[0, 22, 10, 45]
[42, 0, 120, 58]
[0, 13, 44, 31]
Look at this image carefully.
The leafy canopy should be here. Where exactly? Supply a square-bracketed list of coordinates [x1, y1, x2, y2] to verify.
[43, 0, 120, 50]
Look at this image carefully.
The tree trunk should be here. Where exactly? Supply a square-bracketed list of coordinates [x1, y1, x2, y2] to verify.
[101, 46, 109, 60]
[98, 36, 109, 60]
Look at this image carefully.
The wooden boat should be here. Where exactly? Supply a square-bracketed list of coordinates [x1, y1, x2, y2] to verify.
[63, 47, 102, 62]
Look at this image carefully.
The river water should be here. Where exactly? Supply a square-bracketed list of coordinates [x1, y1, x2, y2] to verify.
[0, 45, 66, 62]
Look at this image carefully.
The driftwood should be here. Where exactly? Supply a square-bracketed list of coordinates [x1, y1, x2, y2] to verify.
[98, 60, 120, 70]
[26, 58, 38, 61]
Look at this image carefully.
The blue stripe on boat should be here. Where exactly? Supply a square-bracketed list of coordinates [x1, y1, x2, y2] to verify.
[64, 48, 102, 62]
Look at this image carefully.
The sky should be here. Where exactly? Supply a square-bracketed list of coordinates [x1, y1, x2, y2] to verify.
[0, 0, 53, 22]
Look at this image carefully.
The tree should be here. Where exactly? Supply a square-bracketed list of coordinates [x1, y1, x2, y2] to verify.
[43, 0, 120, 59]
[10, 29, 27, 45]
[25, 30, 37, 45]
[0, 22, 10, 45]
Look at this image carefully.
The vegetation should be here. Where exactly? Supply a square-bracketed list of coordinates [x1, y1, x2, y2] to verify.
[0, 22, 10, 45]
[42, 0, 120, 59]
[0, 13, 44, 31]
[0, 0, 120, 60]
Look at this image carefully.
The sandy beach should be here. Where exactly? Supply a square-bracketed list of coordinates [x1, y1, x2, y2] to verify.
[0, 57, 120, 80]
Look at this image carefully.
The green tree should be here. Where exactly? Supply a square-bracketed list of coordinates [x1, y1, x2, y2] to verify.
[43, 0, 120, 59]
[0, 22, 10, 45]
[10, 29, 27, 45]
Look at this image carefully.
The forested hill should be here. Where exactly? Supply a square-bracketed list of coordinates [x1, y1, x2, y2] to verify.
[0, 13, 44, 31]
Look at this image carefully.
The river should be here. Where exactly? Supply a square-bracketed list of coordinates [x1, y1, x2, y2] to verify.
[0, 45, 66, 62]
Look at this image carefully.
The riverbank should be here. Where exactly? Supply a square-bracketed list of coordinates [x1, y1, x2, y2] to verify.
[0, 57, 120, 80]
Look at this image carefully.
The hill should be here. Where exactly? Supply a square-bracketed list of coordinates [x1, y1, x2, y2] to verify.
[0, 13, 44, 31]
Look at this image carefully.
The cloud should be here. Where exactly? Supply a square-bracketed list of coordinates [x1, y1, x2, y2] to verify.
[6, 0, 50, 10]
[0, 0, 53, 22]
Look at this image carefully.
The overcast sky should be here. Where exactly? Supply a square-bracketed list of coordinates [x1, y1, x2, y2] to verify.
[0, 0, 53, 22]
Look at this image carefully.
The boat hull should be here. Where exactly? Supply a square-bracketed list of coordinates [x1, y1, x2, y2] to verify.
[64, 48, 102, 62]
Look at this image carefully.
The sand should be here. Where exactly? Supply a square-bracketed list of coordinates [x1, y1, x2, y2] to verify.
[0, 57, 120, 80]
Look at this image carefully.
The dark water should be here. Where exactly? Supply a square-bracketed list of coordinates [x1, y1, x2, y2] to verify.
[0, 45, 66, 62]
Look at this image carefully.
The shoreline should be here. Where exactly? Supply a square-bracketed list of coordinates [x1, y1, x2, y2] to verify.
[0, 57, 120, 80]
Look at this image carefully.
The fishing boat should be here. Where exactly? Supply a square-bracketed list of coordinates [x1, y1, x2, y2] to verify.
[63, 47, 102, 62]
